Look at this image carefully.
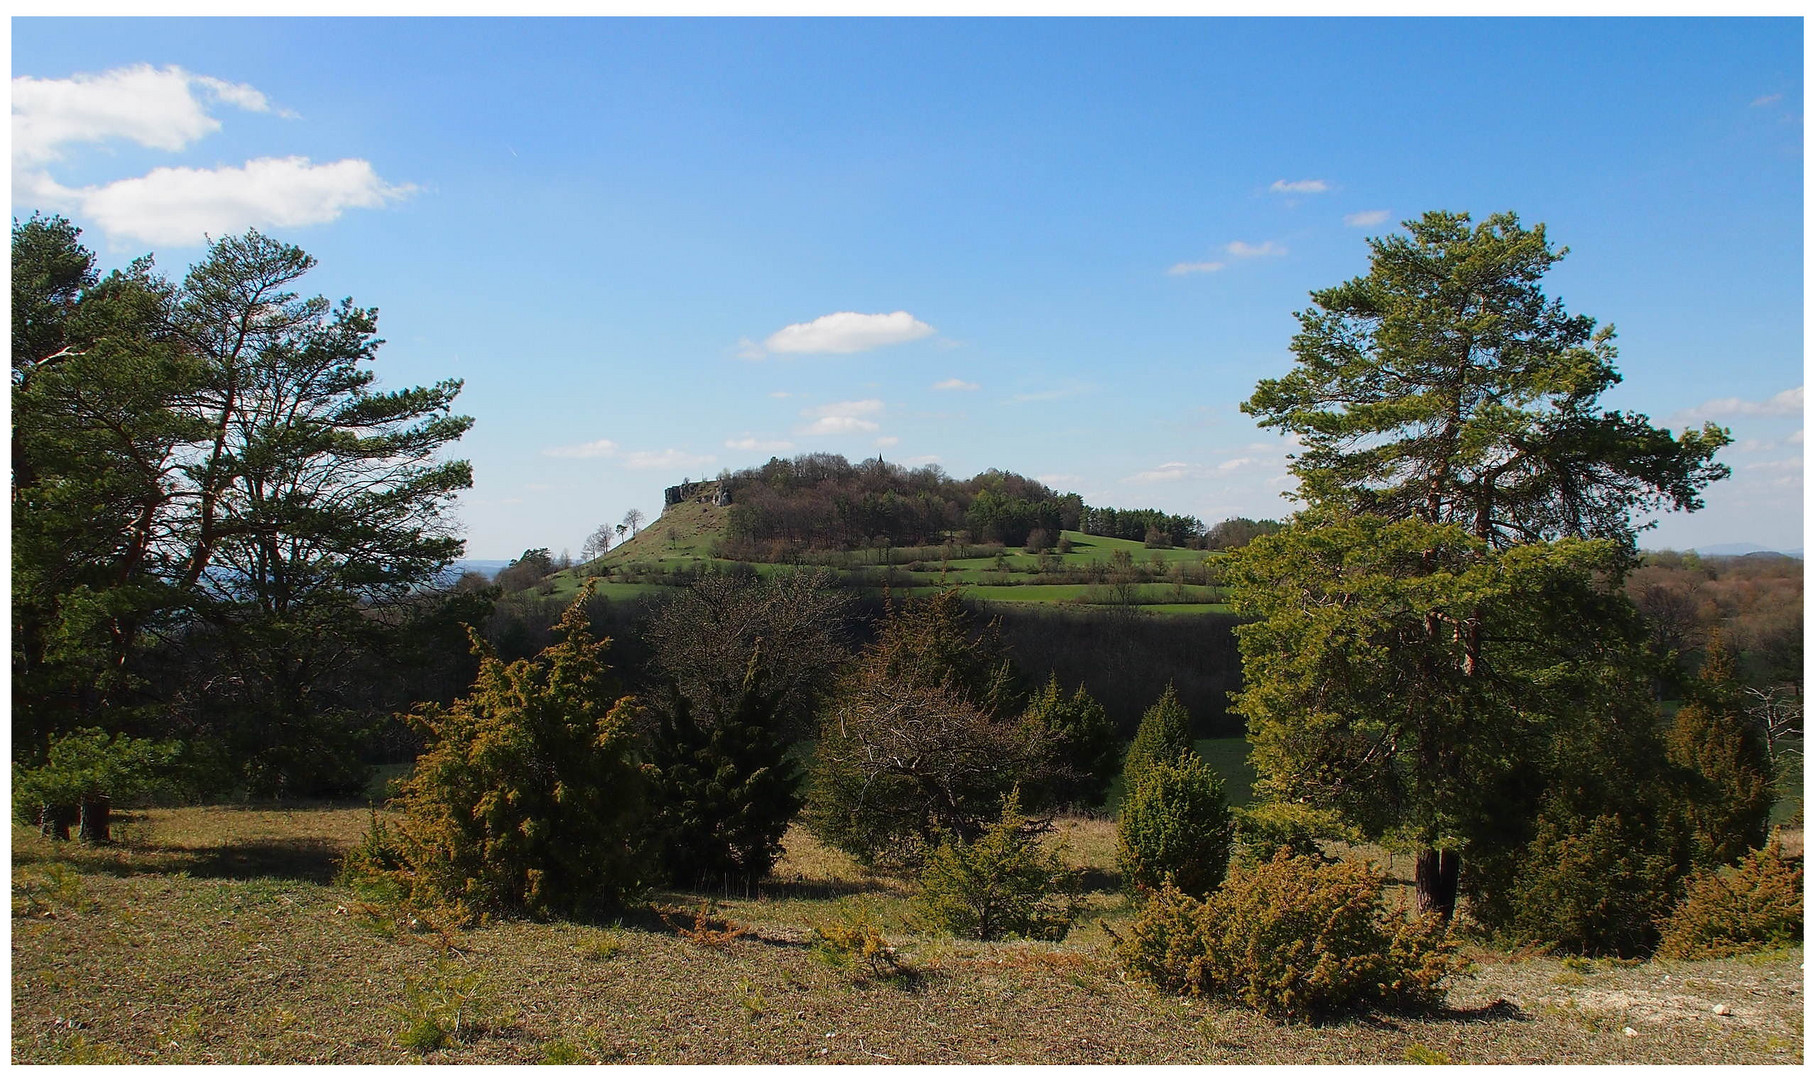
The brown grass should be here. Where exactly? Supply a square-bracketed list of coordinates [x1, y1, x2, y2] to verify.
[12, 807, 1804, 1064]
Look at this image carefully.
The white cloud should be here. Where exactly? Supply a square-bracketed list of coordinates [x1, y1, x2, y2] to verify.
[12, 63, 278, 165]
[805, 399, 884, 419]
[905, 455, 940, 466]
[1167, 260, 1225, 275]
[1270, 179, 1328, 194]
[724, 437, 795, 453]
[1226, 240, 1287, 258]
[1129, 461, 1197, 483]
[1217, 456, 1260, 473]
[768, 390, 793, 398]
[802, 416, 880, 435]
[1344, 210, 1391, 227]
[758, 311, 935, 355]
[932, 377, 979, 391]
[1036, 473, 1084, 487]
[1743, 456, 1803, 474]
[874, 436, 900, 447]
[1683, 385, 1803, 419]
[60, 156, 414, 247]
[624, 449, 716, 471]
[1789, 429, 1804, 445]
[1752, 93, 1783, 108]
[543, 438, 620, 459]
[798, 398, 883, 435]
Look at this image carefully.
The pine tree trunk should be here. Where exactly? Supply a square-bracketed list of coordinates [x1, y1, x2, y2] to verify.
[77, 795, 111, 844]
[39, 803, 72, 841]
[1414, 848, 1460, 923]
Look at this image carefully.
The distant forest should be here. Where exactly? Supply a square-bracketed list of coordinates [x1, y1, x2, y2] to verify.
[714, 453, 1208, 552]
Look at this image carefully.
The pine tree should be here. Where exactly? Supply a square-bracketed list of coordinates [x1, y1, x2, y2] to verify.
[1232, 210, 1730, 922]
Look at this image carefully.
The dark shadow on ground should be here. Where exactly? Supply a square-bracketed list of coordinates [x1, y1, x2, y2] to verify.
[185, 838, 343, 884]
[13, 835, 342, 884]
[751, 878, 891, 901]
[1435, 998, 1527, 1024]
[1077, 868, 1121, 894]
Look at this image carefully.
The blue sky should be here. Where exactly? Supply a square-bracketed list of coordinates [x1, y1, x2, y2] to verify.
[13, 17, 1804, 558]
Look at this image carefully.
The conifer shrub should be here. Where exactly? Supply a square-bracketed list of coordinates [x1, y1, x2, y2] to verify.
[809, 906, 904, 980]
[644, 659, 802, 888]
[375, 587, 646, 922]
[916, 792, 1083, 941]
[1119, 852, 1465, 1021]
[1121, 683, 1196, 798]
[1665, 636, 1774, 867]
[1116, 755, 1233, 897]
[1020, 674, 1121, 811]
[1657, 842, 1803, 959]
[1498, 805, 1685, 957]
[1231, 801, 1356, 864]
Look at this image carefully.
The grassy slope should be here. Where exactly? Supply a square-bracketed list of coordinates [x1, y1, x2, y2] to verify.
[531, 499, 1230, 614]
[12, 808, 1802, 1065]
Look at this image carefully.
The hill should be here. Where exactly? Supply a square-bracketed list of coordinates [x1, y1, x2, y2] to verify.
[539, 477, 1231, 616]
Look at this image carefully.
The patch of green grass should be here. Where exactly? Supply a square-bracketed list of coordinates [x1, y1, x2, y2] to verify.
[1106, 737, 1254, 815]
[1194, 738, 1256, 807]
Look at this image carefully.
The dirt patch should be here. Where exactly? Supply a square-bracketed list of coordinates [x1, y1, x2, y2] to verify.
[11, 808, 1806, 1065]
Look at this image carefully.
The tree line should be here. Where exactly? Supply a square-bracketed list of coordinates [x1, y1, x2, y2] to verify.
[715, 452, 1229, 552]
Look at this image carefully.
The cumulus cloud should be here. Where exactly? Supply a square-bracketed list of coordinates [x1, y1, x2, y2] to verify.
[725, 437, 795, 453]
[757, 311, 935, 356]
[932, 377, 979, 391]
[13, 65, 410, 248]
[1682, 386, 1803, 419]
[1270, 178, 1328, 194]
[1217, 456, 1260, 473]
[1167, 260, 1225, 275]
[1344, 209, 1391, 227]
[798, 398, 883, 435]
[1226, 240, 1287, 258]
[12, 63, 280, 165]
[543, 438, 621, 459]
[60, 156, 415, 247]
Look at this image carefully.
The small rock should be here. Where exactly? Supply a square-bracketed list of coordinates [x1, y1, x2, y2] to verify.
[1712, 1003, 1732, 1016]
[1622, 1027, 1639, 1038]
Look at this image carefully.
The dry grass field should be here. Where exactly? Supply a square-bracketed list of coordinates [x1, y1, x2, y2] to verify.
[11, 806, 1803, 1065]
